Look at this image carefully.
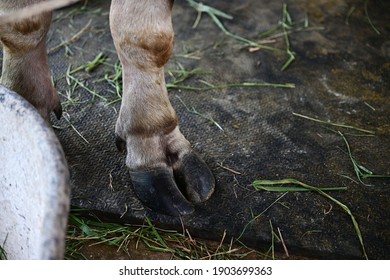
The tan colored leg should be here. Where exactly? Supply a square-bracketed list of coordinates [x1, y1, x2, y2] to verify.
[0, 0, 61, 120]
[110, 0, 215, 215]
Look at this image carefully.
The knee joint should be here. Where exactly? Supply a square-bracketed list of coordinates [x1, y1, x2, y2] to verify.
[118, 30, 174, 69]
[139, 31, 174, 68]
[0, 12, 51, 53]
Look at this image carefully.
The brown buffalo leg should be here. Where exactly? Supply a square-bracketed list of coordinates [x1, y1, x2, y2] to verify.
[0, 0, 61, 121]
[110, 0, 215, 215]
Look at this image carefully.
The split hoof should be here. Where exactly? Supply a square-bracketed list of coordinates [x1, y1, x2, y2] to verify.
[130, 168, 195, 216]
[53, 101, 63, 120]
[174, 152, 215, 204]
[129, 152, 215, 216]
[115, 134, 126, 154]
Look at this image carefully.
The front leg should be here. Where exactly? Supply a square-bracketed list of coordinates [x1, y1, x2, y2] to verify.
[110, 0, 215, 215]
[0, 0, 61, 121]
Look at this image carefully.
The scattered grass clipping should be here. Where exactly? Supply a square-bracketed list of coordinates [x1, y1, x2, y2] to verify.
[186, 0, 322, 71]
[293, 113, 389, 185]
[66, 209, 265, 260]
[68, 52, 107, 74]
[65, 64, 107, 101]
[364, 0, 380, 35]
[338, 131, 390, 185]
[237, 193, 288, 241]
[176, 95, 224, 131]
[252, 178, 368, 259]
[292, 112, 375, 135]
[280, 3, 296, 71]
[186, 0, 283, 53]
[166, 63, 295, 91]
[0, 245, 7, 260]
[0, 234, 7, 260]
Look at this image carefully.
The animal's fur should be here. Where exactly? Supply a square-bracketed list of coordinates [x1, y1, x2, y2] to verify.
[0, 0, 215, 216]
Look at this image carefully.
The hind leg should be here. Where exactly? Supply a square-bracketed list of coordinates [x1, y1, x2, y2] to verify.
[0, 0, 61, 120]
[110, 0, 215, 215]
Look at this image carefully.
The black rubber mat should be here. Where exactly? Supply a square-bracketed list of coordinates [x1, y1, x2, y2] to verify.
[3, 0, 389, 259]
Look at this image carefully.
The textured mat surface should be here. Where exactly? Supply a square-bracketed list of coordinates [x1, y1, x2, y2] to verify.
[3, 0, 389, 259]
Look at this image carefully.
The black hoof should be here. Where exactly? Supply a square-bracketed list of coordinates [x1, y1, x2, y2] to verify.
[174, 152, 215, 204]
[53, 102, 63, 120]
[130, 168, 195, 216]
[115, 134, 127, 154]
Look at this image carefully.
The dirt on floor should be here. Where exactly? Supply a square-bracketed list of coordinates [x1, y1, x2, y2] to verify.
[54, 0, 390, 260]
[1, 0, 389, 259]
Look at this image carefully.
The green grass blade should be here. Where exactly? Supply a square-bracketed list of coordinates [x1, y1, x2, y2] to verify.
[0, 235, 7, 260]
[292, 112, 376, 134]
[253, 178, 368, 259]
[176, 95, 224, 131]
[66, 71, 107, 101]
[364, 0, 380, 35]
[186, 0, 282, 52]
[69, 52, 107, 74]
[186, 0, 233, 20]
[338, 131, 390, 184]
[237, 192, 288, 240]
[280, 4, 296, 70]
[144, 216, 170, 250]
[253, 183, 347, 192]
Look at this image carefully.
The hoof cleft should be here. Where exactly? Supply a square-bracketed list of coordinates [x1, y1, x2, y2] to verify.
[130, 168, 195, 216]
[174, 152, 215, 204]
